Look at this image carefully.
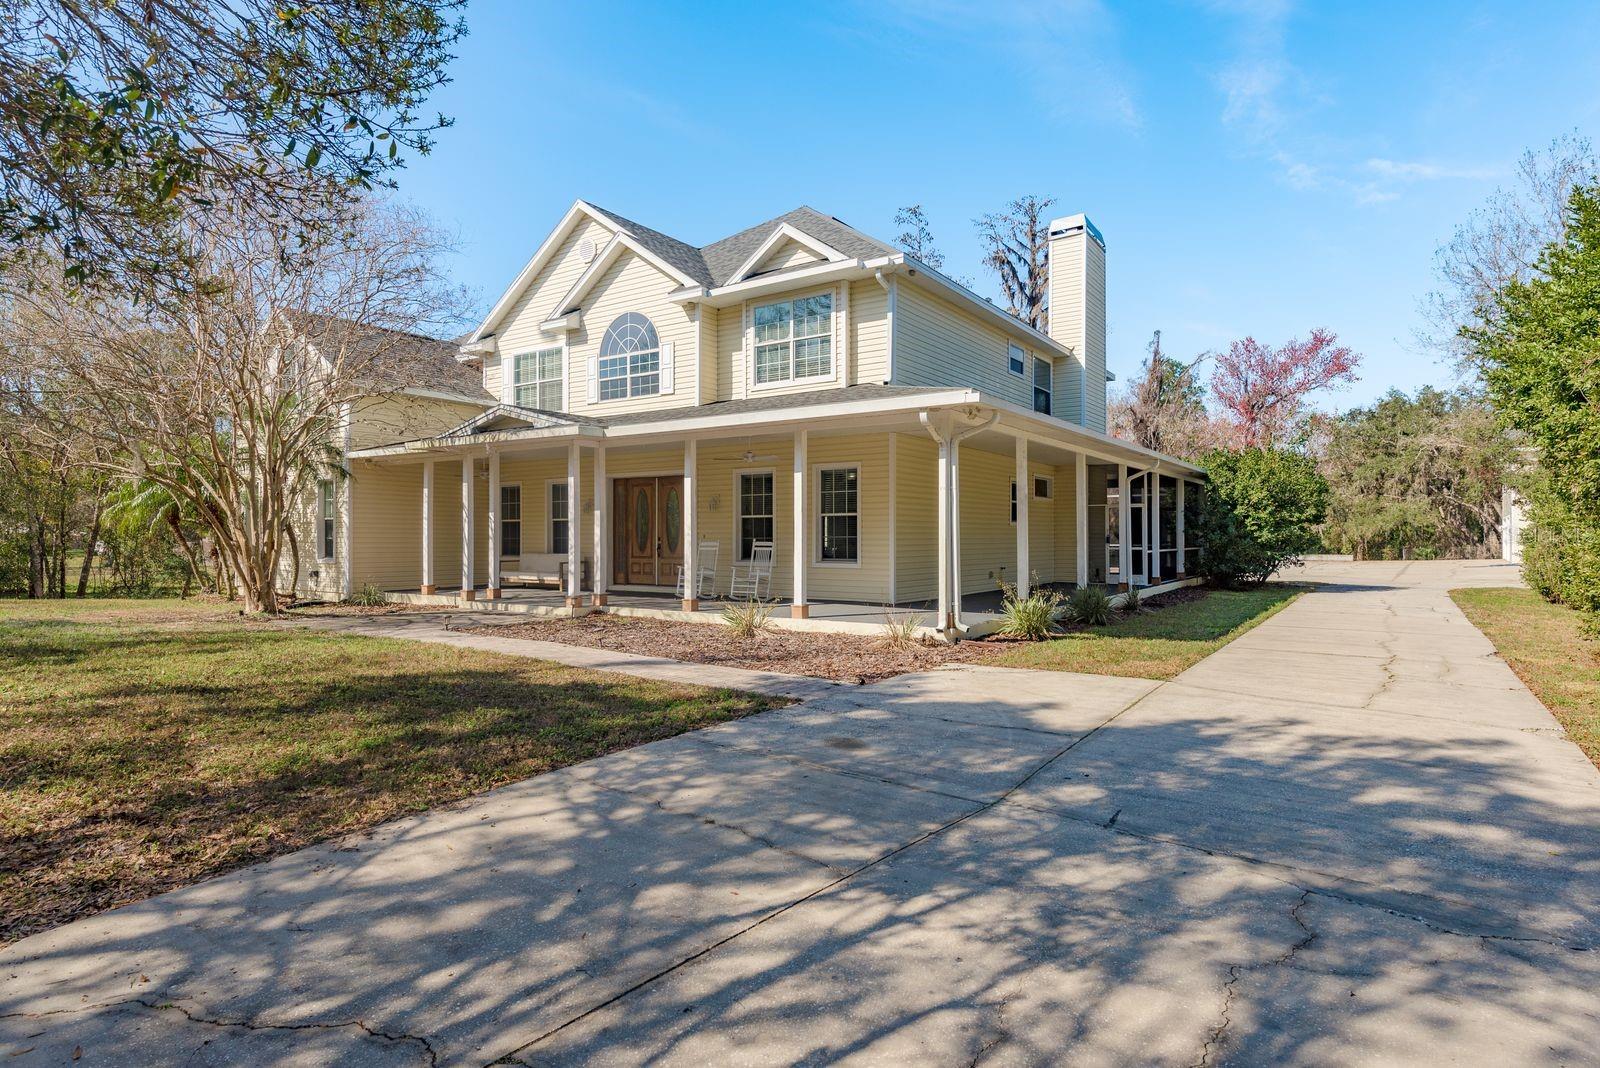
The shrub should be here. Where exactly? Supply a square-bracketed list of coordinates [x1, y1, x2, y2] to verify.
[1121, 584, 1145, 614]
[1196, 447, 1329, 587]
[721, 598, 773, 638]
[349, 581, 388, 607]
[996, 582, 1063, 641]
[1065, 585, 1114, 626]
[1519, 482, 1600, 635]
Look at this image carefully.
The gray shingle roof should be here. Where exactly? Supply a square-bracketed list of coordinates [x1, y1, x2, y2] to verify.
[290, 311, 494, 402]
[583, 204, 899, 291]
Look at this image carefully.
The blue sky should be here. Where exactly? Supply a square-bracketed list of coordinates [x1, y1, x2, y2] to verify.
[398, 0, 1600, 409]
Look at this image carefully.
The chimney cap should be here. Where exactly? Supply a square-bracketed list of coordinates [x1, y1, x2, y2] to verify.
[1048, 213, 1105, 251]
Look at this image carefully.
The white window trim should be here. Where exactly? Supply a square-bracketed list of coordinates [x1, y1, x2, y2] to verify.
[732, 467, 776, 563]
[499, 481, 523, 560]
[317, 479, 337, 561]
[1008, 343, 1027, 378]
[747, 286, 839, 392]
[1032, 475, 1054, 500]
[546, 478, 572, 555]
[511, 347, 565, 411]
[813, 462, 861, 569]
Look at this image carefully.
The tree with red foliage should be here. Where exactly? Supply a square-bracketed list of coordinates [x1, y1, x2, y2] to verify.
[1209, 329, 1361, 447]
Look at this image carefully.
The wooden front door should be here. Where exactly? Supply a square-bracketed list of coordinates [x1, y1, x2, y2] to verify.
[612, 476, 684, 586]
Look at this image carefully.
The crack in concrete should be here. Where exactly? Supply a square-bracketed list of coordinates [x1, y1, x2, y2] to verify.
[967, 991, 1020, 1067]
[1193, 890, 1319, 1067]
[133, 997, 440, 1067]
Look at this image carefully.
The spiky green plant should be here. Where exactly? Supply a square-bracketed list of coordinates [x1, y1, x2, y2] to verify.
[1065, 585, 1114, 626]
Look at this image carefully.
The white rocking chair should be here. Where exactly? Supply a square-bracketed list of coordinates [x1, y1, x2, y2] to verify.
[728, 539, 774, 601]
[676, 540, 720, 600]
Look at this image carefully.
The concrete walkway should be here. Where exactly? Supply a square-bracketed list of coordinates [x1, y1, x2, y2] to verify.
[3, 560, 1597, 1065]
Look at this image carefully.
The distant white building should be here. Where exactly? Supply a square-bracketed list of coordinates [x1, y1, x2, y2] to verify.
[1501, 487, 1527, 564]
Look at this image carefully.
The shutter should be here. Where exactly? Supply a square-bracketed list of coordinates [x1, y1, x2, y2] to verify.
[661, 340, 675, 393]
[587, 355, 598, 404]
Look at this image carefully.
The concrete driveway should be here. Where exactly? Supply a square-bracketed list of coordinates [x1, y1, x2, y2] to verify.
[3, 560, 1597, 1065]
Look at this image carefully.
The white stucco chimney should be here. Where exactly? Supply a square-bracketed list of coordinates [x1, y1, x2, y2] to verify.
[1047, 214, 1107, 432]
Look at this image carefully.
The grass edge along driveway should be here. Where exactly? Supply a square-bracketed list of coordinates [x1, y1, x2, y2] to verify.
[989, 584, 1305, 679]
[1450, 586, 1600, 769]
[0, 598, 778, 946]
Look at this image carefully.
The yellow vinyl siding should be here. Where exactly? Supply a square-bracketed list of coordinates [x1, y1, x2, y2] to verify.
[570, 251, 698, 416]
[894, 433, 938, 604]
[850, 277, 889, 385]
[751, 240, 822, 275]
[482, 355, 503, 403]
[1083, 241, 1108, 433]
[347, 395, 485, 451]
[1050, 459, 1079, 584]
[894, 283, 1040, 409]
[493, 216, 617, 401]
[1049, 236, 1086, 424]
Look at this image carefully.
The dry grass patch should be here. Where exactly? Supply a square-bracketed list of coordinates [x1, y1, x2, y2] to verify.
[0, 598, 774, 945]
[1451, 586, 1600, 769]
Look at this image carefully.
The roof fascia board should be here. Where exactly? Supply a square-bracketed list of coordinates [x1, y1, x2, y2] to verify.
[350, 423, 600, 459]
[684, 257, 879, 306]
[897, 257, 1074, 361]
[980, 394, 1206, 475]
[468, 200, 617, 343]
[605, 388, 976, 438]
[727, 222, 850, 284]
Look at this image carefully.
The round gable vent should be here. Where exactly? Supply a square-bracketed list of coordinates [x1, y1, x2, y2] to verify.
[576, 237, 597, 264]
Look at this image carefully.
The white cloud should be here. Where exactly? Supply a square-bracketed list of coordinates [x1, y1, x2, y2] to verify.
[1363, 158, 1502, 182]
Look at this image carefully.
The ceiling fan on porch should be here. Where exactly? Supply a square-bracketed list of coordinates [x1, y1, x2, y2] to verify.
[736, 448, 779, 463]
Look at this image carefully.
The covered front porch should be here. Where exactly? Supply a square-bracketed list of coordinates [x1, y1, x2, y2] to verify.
[347, 389, 1205, 638]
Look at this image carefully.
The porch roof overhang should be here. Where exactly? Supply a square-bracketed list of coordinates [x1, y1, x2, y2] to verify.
[348, 384, 1205, 478]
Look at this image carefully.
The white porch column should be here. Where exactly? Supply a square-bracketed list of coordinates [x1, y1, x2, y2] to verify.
[1117, 462, 1131, 591]
[566, 441, 582, 608]
[682, 437, 699, 611]
[1075, 452, 1088, 588]
[486, 449, 502, 599]
[936, 437, 952, 632]
[592, 444, 608, 606]
[1014, 434, 1029, 598]
[792, 429, 808, 618]
[1176, 478, 1187, 579]
[460, 458, 474, 600]
[420, 460, 435, 594]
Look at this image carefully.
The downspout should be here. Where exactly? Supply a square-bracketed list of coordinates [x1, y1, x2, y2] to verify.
[921, 409, 999, 638]
[875, 268, 897, 385]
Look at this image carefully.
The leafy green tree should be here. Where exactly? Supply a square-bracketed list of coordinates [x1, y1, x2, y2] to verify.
[1468, 183, 1600, 629]
[1319, 388, 1512, 560]
[0, 0, 464, 285]
[1195, 447, 1329, 587]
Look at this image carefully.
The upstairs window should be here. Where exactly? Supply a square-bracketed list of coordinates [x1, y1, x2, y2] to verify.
[1008, 343, 1026, 377]
[1033, 357, 1052, 414]
[598, 313, 661, 400]
[753, 293, 832, 384]
[513, 347, 564, 410]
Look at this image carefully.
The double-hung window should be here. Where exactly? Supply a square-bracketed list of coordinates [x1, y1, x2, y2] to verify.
[597, 313, 660, 400]
[1033, 357, 1052, 414]
[549, 483, 570, 554]
[818, 466, 858, 563]
[318, 480, 336, 560]
[737, 472, 774, 560]
[513, 347, 564, 410]
[1008, 343, 1027, 377]
[753, 293, 832, 384]
[500, 485, 522, 558]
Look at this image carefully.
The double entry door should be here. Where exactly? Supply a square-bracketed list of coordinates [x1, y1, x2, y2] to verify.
[612, 476, 685, 587]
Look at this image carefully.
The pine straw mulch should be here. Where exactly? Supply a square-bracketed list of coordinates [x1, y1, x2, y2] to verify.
[469, 614, 998, 684]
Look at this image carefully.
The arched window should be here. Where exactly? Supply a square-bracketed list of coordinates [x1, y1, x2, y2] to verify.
[597, 313, 661, 399]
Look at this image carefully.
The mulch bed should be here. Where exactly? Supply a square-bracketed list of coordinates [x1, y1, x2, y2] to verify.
[469, 614, 996, 684]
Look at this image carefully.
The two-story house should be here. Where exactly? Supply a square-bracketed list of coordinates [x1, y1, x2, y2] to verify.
[295, 200, 1204, 635]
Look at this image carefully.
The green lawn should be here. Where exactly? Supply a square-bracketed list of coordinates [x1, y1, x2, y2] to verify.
[1450, 587, 1600, 768]
[988, 585, 1306, 679]
[0, 598, 775, 945]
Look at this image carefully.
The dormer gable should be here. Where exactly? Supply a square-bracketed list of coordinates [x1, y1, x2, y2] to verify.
[726, 222, 848, 284]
